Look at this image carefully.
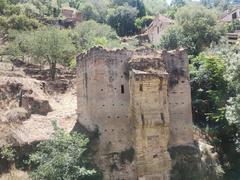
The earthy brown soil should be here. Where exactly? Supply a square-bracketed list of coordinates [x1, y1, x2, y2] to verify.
[0, 60, 77, 147]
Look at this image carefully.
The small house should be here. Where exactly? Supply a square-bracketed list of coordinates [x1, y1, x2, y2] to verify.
[146, 15, 174, 45]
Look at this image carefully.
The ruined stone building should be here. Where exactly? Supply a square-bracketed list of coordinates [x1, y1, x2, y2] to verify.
[146, 15, 173, 45]
[61, 7, 82, 22]
[76, 47, 194, 180]
[220, 6, 240, 22]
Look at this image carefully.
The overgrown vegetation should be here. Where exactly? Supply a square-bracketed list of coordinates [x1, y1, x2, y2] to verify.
[28, 126, 102, 180]
[190, 41, 240, 179]
[158, 3, 223, 55]
[0, 145, 16, 162]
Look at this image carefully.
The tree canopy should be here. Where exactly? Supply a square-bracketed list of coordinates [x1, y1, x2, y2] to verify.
[159, 4, 222, 55]
[28, 126, 102, 180]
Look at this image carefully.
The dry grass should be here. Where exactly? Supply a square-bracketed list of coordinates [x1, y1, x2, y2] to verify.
[0, 169, 29, 180]
[5, 108, 30, 123]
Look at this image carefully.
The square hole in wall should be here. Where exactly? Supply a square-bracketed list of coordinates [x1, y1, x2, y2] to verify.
[121, 85, 124, 94]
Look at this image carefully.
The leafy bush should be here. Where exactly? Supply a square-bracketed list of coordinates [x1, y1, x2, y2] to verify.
[0, 145, 16, 162]
[159, 4, 221, 55]
[143, 0, 169, 15]
[7, 14, 41, 31]
[190, 54, 228, 126]
[0, 0, 8, 15]
[191, 43, 240, 179]
[135, 15, 154, 30]
[107, 5, 139, 37]
[7, 27, 76, 80]
[28, 127, 102, 180]
[71, 20, 121, 52]
[227, 19, 240, 33]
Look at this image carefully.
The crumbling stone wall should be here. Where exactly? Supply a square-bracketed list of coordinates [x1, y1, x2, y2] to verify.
[76, 47, 194, 180]
[163, 49, 193, 147]
[77, 47, 136, 179]
[129, 71, 171, 180]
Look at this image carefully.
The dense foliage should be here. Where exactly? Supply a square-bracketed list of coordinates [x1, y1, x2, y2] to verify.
[159, 4, 222, 55]
[28, 127, 102, 180]
[70, 20, 121, 52]
[4, 20, 123, 79]
[6, 27, 75, 80]
[191, 54, 228, 126]
[190, 41, 240, 179]
[135, 15, 154, 31]
[107, 5, 139, 36]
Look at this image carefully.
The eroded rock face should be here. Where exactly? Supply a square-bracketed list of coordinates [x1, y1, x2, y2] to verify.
[22, 96, 52, 116]
[46, 80, 72, 94]
[5, 108, 30, 123]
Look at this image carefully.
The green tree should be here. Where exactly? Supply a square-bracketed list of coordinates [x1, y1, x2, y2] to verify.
[159, 4, 221, 55]
[0, 145, 16, 162]
[226, 19, 240, 33]
[112, 0, 146, 17]
[135, 15, 154, 31]
[197, 41, 240, 180]
[36, 28, 75, 80]
[20, 3, 40, 18]
[107, 5, 139, 36]
[10, 28, 75, 80]
[158, 26, 183, 50]
[28, 127, 102, 180]
[190, 54, 228, 127]
[7, 14, 41, 31]
[143, 0, 168, 15]
[0, 0, 8, 15]
[71, 20, 121, 52]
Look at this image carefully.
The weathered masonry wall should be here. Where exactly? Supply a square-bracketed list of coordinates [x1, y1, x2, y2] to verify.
[163, 50, 193, 147]
[129, 71, 171, 180]
[76, 47, 194, 180]
[77, 48, 136, 180]
[77, 48, 133, 153]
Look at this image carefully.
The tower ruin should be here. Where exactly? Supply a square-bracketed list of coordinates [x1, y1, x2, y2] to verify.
[76, 47, 194, 180]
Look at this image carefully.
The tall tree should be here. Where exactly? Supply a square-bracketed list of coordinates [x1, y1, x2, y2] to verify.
[9, 28, 75, 80]
[71, 20, 120, 52]
[143, 0, 168, 15]
[112, 0, 146, 17]
[0, 0, 8, 15]
[107, 5, 139, 36]
[159, 4, 222, 55]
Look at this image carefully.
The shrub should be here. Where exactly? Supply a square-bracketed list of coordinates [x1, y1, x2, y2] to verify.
[28, 127, 102, 180]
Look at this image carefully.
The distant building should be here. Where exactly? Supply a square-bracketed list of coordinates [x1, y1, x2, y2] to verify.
[61, 7, 82, 22]
[221, 7, 240, 22]
[146, 15, 174, 45]
[221, 7, 240, 44]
